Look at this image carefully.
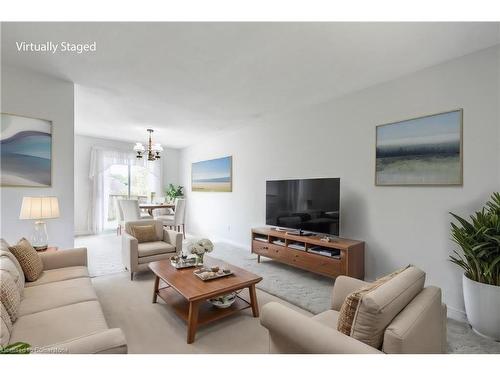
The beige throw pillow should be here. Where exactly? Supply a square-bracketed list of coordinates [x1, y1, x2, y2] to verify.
[131, 225, 158, 243]
[0, 301, 12, 346]
[0, 271, 21, 323]
[0, 250, 25, 294]
[337, 265, 425, 349]
[8, 238, 43, 282]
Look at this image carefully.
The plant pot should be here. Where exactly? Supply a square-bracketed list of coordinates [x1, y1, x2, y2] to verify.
[462, 273, 500, 341]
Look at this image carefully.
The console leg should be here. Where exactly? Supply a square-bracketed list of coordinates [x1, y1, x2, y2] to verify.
[257, 254, 260, 263]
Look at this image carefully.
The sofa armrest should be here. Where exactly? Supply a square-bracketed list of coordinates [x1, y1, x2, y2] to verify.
[163, 229, 182, 253]
[260, 302, 381, 354]
[331, 275, 370, 310]
[40, 247, 88, 270]
[382, 286, 445, 354]
[121, 233, 138, 271]
[36, 328, 127, 354]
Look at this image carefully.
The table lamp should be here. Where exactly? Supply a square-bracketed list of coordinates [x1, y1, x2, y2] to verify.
[19, 196, 60, 251]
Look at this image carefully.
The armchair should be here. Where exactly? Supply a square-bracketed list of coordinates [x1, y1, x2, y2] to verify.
[261, 272, 447, 354]
[122, 219, 182, 280]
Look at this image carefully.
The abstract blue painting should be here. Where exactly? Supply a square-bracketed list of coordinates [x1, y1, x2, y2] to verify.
[192, 156, 232, 192]
[376, 110, 463, 185]
[1, 113, 52, 187]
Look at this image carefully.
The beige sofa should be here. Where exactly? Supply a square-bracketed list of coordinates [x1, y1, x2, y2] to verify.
[122, 219, 182, 280]
[1, 239, 127, 354]
[260, 268, 447, 354]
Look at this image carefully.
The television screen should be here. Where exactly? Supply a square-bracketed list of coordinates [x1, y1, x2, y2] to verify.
[266, 178, 340, 236]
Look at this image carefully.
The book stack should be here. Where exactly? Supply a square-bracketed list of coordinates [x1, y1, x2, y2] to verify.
[308, 246, 340, 258]
[288, 243, 306, 251]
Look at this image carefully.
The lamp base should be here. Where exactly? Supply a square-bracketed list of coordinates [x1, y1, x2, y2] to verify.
[32, 220, 49, 250]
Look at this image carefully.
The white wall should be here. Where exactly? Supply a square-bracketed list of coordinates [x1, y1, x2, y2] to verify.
[74, 134, 179, 235]
[1, 65, 75, 249]
[179, 46, 500, 318]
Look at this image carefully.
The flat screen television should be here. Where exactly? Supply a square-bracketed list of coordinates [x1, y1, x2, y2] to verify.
[266, 178, 340, 236]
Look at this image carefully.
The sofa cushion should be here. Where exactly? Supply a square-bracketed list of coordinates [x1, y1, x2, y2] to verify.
[1, 301, 12, 345]
[0, 250, 25, 294]
[312, 310, 339, 330]
[25, 266, 89, 287]
[0, 271, 21, 323]
[130, 224, 158, 243]
[138, 241, 176, 258]
[8, 238, 43, 282]
[18, 277, 97, 317]
[338, 266, 425, 349]
[10, 301, 109, 348]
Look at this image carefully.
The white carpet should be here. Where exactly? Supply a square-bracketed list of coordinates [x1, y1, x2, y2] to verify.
[75, 233, 500, 353]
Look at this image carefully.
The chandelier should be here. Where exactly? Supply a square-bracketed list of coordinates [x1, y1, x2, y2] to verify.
[133, 129, 163, 161]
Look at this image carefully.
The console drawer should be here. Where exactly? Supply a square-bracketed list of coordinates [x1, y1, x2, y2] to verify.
[252, 240, 271, 256]
[267, 243, 288, 260]
[289, 249, 342, 276]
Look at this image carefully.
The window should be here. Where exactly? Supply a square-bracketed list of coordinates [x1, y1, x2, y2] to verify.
[104, 163, 159, 228]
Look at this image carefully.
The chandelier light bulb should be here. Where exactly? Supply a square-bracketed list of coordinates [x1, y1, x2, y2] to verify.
[133, 130, 162, 161]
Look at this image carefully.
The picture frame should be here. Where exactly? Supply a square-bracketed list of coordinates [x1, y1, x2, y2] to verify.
[191, 156, 232, 192]
[375, 109, 463, 186]
[1, 112, 53, 187]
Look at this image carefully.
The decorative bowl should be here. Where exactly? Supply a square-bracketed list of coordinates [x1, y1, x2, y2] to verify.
[208, 292, 237, 309]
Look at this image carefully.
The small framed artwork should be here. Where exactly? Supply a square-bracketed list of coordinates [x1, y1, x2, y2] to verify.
[192, 156, 232, 192]
[1, 113, 52, 187]
[375, 109, 463, 186]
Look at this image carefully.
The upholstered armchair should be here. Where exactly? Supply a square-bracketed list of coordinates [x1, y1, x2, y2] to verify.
[121, 219, 182, 280]
[260, 267, 448, 354]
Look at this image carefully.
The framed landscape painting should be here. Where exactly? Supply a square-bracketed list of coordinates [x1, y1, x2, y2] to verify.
[375, 109, 463, 186]
[1, 113, 52, 187]
[192, 156, 232, 192]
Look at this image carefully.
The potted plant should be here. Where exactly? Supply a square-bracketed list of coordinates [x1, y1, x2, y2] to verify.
[165, 184, 184, 203]
[449, 192, 500, 340]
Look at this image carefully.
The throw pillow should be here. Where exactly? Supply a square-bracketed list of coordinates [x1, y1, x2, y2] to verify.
[0, 271, 21, 323]
[0, 301, 12, 346]
[8, 238, 43, 282]
[337, 265, 411, 346]
[0, 250, 25, 294]
[131, 224, 158, 243]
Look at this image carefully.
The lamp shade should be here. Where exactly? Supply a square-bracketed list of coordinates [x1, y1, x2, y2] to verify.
[19, 196, 60, 220]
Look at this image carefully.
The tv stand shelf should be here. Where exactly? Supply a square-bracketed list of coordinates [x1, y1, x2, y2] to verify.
[251, 227, 364, 279]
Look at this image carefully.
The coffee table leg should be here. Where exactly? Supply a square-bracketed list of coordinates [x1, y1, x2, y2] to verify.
[187, 300, 200, 344]
[249, 284, 259, 317]
[152, 276, 160, 303]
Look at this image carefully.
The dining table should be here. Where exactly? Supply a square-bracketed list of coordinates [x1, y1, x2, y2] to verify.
[139, 203, 175, 216]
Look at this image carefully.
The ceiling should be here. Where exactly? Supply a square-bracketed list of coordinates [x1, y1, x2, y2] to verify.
[2, 22, 499, 148]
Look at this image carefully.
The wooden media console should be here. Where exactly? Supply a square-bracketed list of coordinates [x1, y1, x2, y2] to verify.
[251, 227, 364, 279]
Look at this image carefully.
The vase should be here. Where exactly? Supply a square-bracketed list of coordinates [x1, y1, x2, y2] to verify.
[463, 273, 500, 341]
[195, 253, 205, 266]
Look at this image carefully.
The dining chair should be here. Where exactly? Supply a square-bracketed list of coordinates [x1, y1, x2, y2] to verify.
[119, 199, 152, 223]
[156, 198, 186, 239]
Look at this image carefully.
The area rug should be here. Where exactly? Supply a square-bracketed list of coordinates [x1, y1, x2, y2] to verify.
[208, 242, 333, 314]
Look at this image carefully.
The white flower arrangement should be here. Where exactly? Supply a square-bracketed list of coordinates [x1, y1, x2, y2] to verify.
[188, 238, 214, 256]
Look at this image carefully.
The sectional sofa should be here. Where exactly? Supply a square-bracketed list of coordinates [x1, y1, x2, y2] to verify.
[0, 239, 127, 353]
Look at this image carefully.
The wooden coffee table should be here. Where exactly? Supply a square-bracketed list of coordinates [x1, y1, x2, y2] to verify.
[149, 258, 263, 343]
